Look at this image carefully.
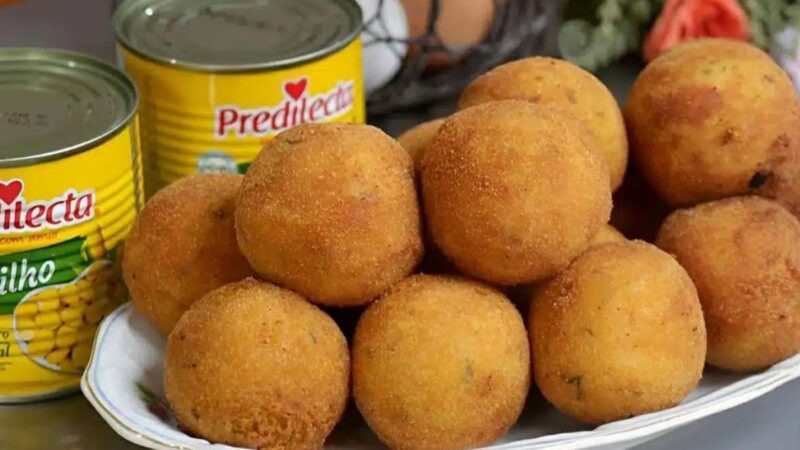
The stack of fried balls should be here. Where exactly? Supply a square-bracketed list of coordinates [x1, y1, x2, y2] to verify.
[121, 39, 800, 450]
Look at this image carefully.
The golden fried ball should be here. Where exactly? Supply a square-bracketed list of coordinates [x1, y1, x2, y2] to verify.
[530, 241, 706, 425]
[656, 196, 800, 372]
[589, 224, 626, 247]
[397, 118, 445, 174]
[507, 224, 625, 316]
[122, 174, 254, 335]
[625, 39, 800, 208]
[165, 279, 349, 450]
[459, 57, 628, 190]
[397, 118, 450, 273]
[236, 123, 423, 307]
[421, 100, 612, 285]
[353, 274, 530, 450]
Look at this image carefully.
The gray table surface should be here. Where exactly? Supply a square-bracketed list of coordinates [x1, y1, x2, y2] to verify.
[1, 1, 799, 449]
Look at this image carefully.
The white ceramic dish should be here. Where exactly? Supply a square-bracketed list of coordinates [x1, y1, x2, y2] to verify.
[82, 303, 800, 450]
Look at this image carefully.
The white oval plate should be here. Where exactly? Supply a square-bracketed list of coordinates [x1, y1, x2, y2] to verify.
[82, 303, 800, 450]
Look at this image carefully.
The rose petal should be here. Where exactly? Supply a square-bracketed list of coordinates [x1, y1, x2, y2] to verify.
[643, 0, 750, 62]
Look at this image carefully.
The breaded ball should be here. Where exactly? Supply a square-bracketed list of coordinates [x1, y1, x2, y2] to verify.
[656, 196, 800, 371]
[397, 118, 453, 275]
[353, 275, 530, 450]
[531, 241, 706, 425]
[236, 123, 423, 307]
[165, 279, 349, 450]
[507, 225, 625, 318]
[122, 174, 254, 335]
[626, 39, 800, 208]
[421, 101, 612, 285]
[397, 118, 445, 174]
[588, 224, 626, 247]
[459, 57, 628, 190]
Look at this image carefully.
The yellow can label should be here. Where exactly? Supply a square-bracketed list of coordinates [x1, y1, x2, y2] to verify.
[120, 38, 366, 195]
[0, 124, 142, 402]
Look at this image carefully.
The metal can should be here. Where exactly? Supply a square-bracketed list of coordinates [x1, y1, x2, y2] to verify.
[0, 49, 142, 403]
[113, 0, 365, 195]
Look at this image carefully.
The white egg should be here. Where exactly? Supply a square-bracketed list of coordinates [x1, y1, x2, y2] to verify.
[356, 0, 409, 94]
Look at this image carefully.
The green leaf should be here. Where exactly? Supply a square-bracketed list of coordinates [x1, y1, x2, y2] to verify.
[558, 0, 663, 71]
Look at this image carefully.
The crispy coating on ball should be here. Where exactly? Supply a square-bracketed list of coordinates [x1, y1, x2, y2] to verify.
[353, 275, 530, 450]
[530, 241, 706, 425]
[588, 224, 626, 247]
[459, 57, 628, 190]
[122, 174, 254, 335]
[165, 279, 350, 450]
[398, 118, 445, 175]
[236, 123, 423, 307]
[756, 147, 800, 218]
[421, 101, 612, 285]
[507, 224, 625, 314]
[397, 119, 452, 274]
[508, 225, 625, 318]
[625, 39, 800, 208]
[656, 196, 800, 371]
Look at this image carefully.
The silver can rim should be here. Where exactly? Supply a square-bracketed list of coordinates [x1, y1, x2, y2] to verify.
[112, 0, 363, 73]
[0, 48, 139, 169]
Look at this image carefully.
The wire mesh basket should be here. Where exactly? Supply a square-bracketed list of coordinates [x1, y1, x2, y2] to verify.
[364, 0, 568, 115]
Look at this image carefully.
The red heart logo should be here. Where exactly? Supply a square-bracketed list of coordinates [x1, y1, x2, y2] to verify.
[284, 78, 308, 100]
[0, 179, 22, 204]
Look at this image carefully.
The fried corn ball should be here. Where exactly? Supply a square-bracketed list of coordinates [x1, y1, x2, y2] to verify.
[236, 123, 423, 307]
[506, 225, 624, 319]
[123, 174, 254, 335]
[459, 57, 628, 190]
[165, 279, 350, 450]
[397, 119, 453, 274]
[353, 275, 530, 450]
[15, 262, 120, 372]
[421, 100, 611, 285]
[397, 118, 445, 175]
[656, 196, 800, 371]
[531, 241, 706, 425]
[625, 39, 800, 209]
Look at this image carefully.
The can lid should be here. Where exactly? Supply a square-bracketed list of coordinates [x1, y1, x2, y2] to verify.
[0, 49, 138, 168]
[113, 0, 362, 72]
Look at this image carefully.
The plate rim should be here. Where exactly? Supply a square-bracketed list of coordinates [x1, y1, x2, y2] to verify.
[82, 303, 800, 450]
[82, 303, 198, 450]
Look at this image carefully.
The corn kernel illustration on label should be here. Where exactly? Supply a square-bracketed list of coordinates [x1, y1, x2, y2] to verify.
[8, 238, 126, 374]
[0, 48, 140, 402]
